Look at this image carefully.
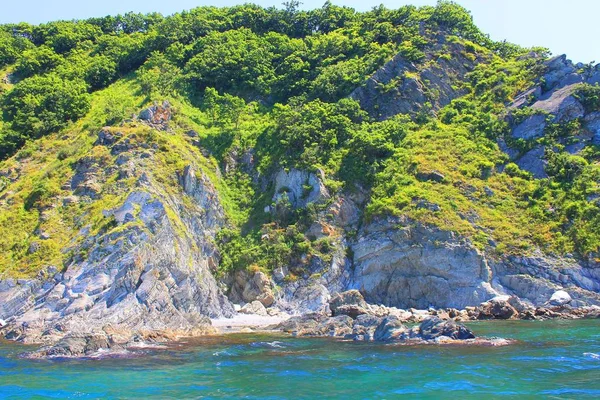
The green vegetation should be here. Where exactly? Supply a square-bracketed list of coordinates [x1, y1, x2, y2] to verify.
[0, 1, 598, 278]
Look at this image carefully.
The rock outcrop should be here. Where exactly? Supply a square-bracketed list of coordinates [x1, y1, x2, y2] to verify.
[351, 36, 487, 120]
[347, 217, 600, 310]
[272, 168, 329, 209]
[277, 311, 497, 345]
[502, 55, 600, 177]
[0, 127, 234, 354]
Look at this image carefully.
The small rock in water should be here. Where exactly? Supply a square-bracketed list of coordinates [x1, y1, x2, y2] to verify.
[419, 317, 475, 340]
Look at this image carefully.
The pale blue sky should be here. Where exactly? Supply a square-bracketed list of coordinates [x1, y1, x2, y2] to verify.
[1, 1, 597, 64]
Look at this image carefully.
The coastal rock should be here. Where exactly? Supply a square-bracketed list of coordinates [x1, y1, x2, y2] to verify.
[548, 290, 572, 306]
[373, 315, 407, 341]
[0, 147, 234, 348]
[329, 290, 368, 314]
[239, 301, 268, 316]
[227, 270, 275, 307]
[476, 297, 518, 320]
[276, 309, 480, 344]
[350, 217, 499, 309]
[419, 317, 475, 340]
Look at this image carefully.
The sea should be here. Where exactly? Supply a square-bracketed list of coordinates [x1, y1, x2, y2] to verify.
[1, 319, 599, 399]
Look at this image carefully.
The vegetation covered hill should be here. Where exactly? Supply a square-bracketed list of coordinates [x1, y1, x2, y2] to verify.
[0, 0, 598, 280]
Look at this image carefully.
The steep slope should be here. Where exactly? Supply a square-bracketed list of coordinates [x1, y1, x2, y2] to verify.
[0, 90, 234, 348]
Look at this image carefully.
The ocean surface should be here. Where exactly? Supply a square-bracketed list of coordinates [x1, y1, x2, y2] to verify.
[1, 319, 599, 399]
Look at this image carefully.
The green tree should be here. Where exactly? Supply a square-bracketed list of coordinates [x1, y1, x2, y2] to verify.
[3, 75, 90, 142]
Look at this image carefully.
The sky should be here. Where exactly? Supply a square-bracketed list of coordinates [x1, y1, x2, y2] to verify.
[1, 0, 598, 64]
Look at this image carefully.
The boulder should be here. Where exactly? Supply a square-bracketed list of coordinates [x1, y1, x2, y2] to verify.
[373, 315, 407, 341]
[548, 290, 572, 306]
[95, 128, 119, 146]
[477, 297, 518, 320]
[334, 304, 369, 319]
[516, 146, 547, 179]
[329, 290, 368, 316]
[239, 301, 268, 316]
[228, 270, 274, 307]
[416, 170, 445, 183]
[419, 317, 475, 340]
[138, 101, 171, 129]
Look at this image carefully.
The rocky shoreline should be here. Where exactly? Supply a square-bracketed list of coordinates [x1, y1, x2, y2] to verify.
[6, 289, 598, 359]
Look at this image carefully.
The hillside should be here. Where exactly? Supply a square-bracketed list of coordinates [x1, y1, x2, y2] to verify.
[0, 1, 599, 350]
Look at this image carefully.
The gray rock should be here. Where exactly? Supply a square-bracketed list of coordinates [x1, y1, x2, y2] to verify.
[476, 297, 518, 320]
[373, 315, 406, 341]
[273, 168, 329, 209]
[549, 290, 572, 306]
[351, 39, 478, 120]
[419, 317, 475, 340]
[516, 146, 547, 179]
[239, 301, 268, 316]
[497, 138, 520, 160]
[416, 170, 445, 183]
[584, 112, 600, 145]
[511, 114, 547, 140]
[542, 55, 578, 91]
[0, 158, 234, 348]
[329, 290, 368, 315]
[227, 270, 275, 307]
[95, 128, 118, 146]
[350, 217, 499, 309]
[138, 101, 171, 129]
[532, 84, 584, 123]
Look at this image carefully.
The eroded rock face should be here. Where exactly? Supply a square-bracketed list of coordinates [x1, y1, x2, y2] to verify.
[351, 38, 485, 120]
[502, 55, 600, 175]
[350, 217, 498, 309]
[273, 168, 329, 209]
[0, 139, 234, 350]
[348, 218, 600, 310]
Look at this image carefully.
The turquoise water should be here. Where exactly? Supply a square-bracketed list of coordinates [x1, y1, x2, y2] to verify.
[1, 320, 599, 399]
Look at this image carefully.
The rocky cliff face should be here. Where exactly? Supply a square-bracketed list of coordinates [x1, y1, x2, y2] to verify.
[0, 112, 234, 348]
[349, 217, 600, 309]
[351, 35, 487, 120]
[504, 55, 600, 177]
